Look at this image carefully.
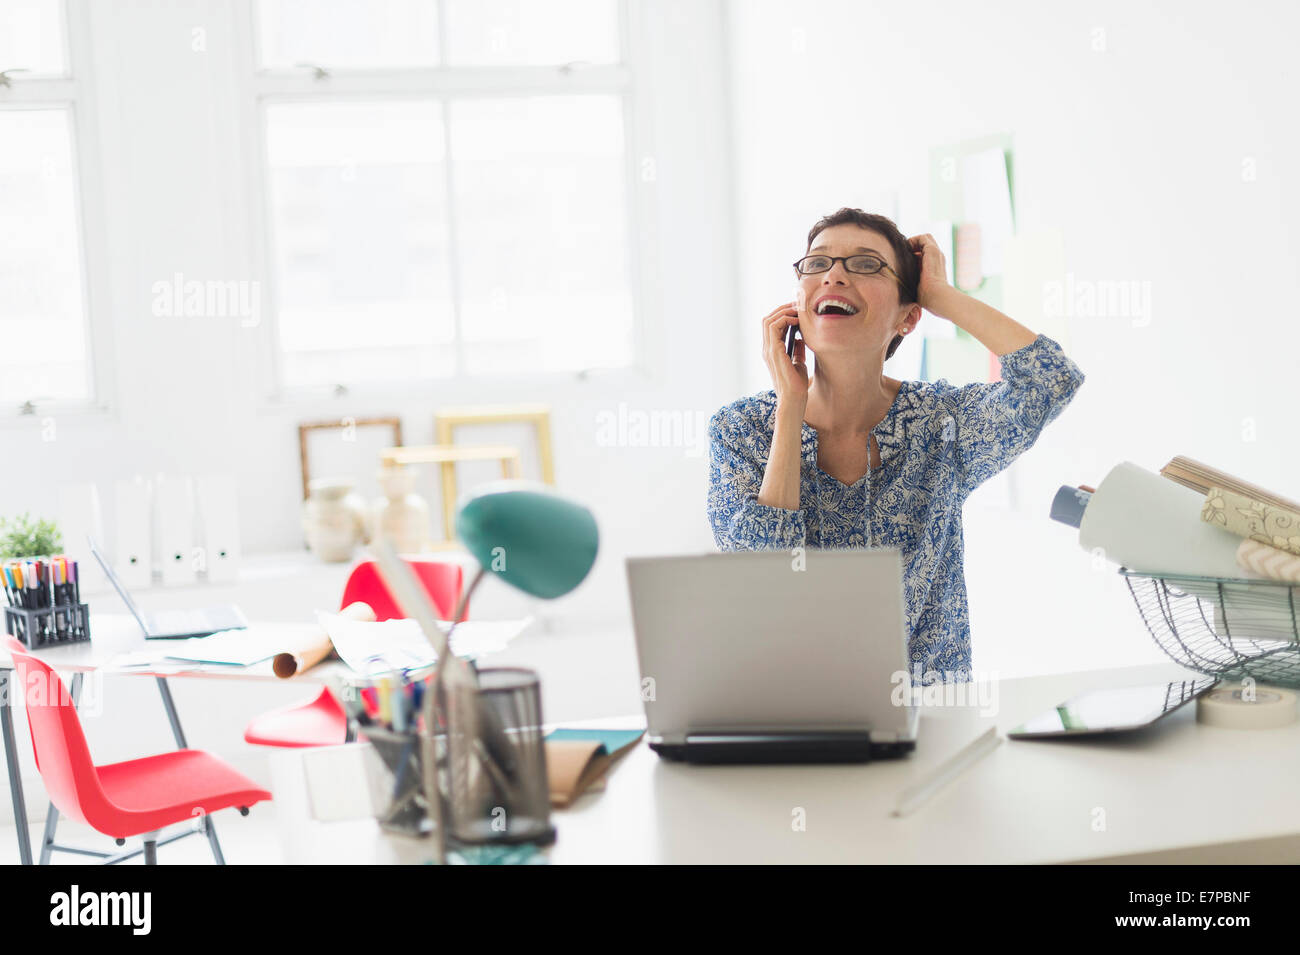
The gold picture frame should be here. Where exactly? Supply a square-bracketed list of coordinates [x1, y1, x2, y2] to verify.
[432, 404, 555, 539]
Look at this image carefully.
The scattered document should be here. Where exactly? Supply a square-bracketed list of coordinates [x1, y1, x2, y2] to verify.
[161, 628, 278, 666]
[106, 650, 170, 670]
[317, 611, 533, 676]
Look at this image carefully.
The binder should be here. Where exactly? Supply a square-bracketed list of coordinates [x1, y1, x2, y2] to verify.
[155, 474, 197, 586]
[113, 477, 153, 589]
[195, 474, 240, 584]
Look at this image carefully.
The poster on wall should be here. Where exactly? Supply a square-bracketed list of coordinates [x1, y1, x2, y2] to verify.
[924, 131, 1016, 387]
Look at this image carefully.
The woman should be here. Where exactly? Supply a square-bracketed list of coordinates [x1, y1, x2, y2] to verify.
[707, 207, 1086, 681]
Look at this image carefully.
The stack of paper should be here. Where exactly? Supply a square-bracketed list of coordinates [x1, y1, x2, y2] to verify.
[316, 611, 534, 676]
[162, 628, 278, 666]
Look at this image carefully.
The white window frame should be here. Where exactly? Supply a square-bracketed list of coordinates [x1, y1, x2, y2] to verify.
[0, 0, 114, 421]
[233, 0, 654, 404]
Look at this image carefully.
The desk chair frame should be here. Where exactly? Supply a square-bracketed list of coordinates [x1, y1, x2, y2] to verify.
[0, 668, 231, 865]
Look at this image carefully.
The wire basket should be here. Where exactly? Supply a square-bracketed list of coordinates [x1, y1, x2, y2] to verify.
[1120, 567, 1300, 687]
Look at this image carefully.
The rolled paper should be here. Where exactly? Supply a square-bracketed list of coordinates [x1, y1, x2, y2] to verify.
[1079, 462, 1294, 641]
[1162, 455, 1300, 513]
[1049, 485, 1092, 529]
[1202, 485, 1300, 559]
[1236, 538, 1300, 586]
[272, 600, 376, 678]
[1079, 461, 1245, 579]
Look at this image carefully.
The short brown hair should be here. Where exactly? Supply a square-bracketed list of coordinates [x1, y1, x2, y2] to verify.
[805, 208, 919, 360]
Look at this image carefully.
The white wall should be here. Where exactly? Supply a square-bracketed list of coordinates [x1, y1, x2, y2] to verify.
[729, 0, 1300, 480]
[5, 0, 740, 627]
[725, 0, 1300, 675]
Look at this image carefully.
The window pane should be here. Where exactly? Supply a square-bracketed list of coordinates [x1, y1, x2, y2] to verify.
[0, 0, 66, 75]
[264, 100, 455, 388]
[0, 108, 89, 405]
[449, 95, 632, 374]
[444, 0, 619, 66]
[256, 0, 438, 69]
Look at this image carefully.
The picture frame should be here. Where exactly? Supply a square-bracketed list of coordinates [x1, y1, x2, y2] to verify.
[430, 403, 555, 538]
[298, 416, 404, 502]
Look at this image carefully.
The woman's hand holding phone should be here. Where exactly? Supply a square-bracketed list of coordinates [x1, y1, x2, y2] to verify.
[756, 301, 808, 512]
[762, 301, 808, 420]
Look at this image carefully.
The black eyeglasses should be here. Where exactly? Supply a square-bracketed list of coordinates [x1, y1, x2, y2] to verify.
[792, 254, 902, 285]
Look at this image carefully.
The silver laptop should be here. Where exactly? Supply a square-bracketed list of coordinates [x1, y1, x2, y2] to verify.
[625, 548, 918, 763]
[88, 536, 248, 639]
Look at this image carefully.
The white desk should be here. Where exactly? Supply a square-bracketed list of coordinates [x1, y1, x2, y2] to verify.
[270, 661, 1300, 864]
[0, 613, 356, 683]
[0, 613, 352, 865]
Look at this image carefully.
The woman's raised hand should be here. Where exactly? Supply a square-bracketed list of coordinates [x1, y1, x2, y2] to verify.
[762, 301, 809, 417]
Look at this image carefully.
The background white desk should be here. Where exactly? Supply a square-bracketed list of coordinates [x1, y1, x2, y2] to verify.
[0, 613, 362, 865]
[0, 608, 624, 864]
[0, 613, 359, 683]
[270, 662, 1300, 864]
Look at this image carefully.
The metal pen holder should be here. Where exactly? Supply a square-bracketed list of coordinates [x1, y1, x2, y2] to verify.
[439, 666, 555, 850]
[1120, 567, 1300, 687]
[353, 666, 555, 862]
[362, 724, 437, 838]
[4, 603, 91, 649]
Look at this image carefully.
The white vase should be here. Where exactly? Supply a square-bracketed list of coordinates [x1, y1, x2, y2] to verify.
[372, 467, 431, 554]
[303, 478, 367, 562]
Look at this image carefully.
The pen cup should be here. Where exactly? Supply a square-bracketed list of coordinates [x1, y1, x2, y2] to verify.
[441, 667, 555, 849]
[362, 724, 433, 838]
[3, 603, 91, 649]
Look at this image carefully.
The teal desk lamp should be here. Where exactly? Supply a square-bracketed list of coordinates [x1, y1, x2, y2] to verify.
[372, 480, 599, 861]
[451, 480, 600, 614]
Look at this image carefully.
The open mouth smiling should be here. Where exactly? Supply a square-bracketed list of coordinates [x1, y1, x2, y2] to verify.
[813, 295, 860, 317]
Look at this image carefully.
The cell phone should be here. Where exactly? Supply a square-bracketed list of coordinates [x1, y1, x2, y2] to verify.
[785, 322, 800, 358]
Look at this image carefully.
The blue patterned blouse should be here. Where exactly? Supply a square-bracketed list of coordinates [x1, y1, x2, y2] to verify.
[707, 333, 1086, 681]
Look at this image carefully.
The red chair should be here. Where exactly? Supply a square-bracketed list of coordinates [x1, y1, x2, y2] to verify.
[4, 636, 269, 865]
[242, 557, 465, 748]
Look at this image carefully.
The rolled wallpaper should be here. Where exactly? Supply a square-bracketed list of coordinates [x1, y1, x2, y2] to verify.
[1078, 462, 1297, 642]
[1201, 485, 1300, 559]
[1237, 538, 1300, 586]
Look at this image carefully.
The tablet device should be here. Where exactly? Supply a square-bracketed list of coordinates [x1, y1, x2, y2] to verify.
[1008, 678, 1218, 739]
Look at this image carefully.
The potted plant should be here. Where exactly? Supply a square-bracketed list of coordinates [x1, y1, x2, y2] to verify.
[0, 512, 63, 560]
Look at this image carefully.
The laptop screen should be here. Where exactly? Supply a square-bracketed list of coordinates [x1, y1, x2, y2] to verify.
[86, 535, 151, 636]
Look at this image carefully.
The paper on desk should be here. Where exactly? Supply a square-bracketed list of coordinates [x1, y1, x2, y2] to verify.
[271, 607, 373, 678]
[316, 611, 533, 677]
[106, 650, 171, 669]
[161, 628, 278, 666]
[104, 649, 198, 674]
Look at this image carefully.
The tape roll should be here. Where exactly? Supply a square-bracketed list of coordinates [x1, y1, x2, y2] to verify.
[1196, 686, 1298, 729]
